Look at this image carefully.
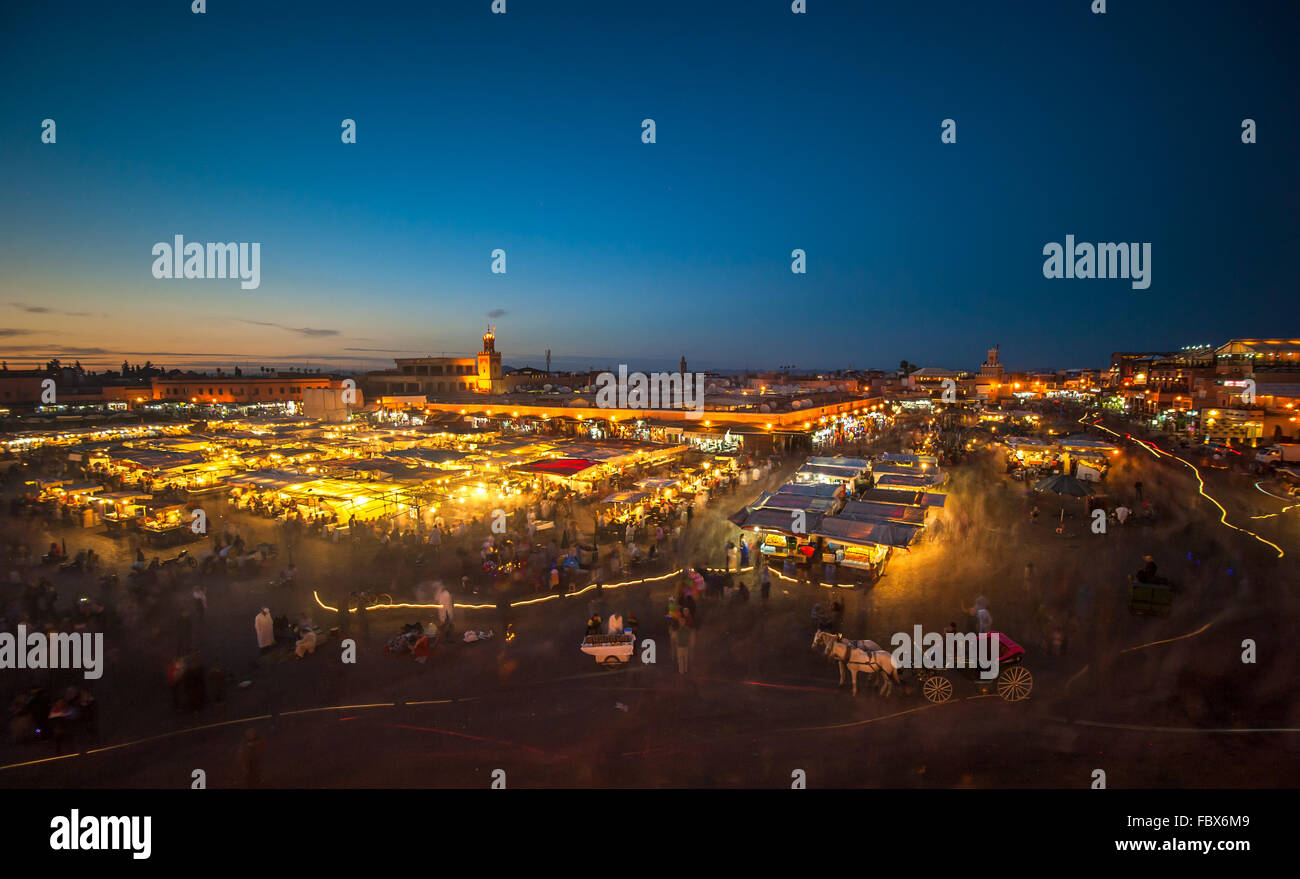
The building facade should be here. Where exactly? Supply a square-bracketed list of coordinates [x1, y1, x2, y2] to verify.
[149, 374, 334, 404]
[366, 329, 504, 398]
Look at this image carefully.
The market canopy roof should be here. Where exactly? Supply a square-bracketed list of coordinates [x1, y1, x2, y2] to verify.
[1003, 437, 1056, 449]
[634, 477, 679, 490]
[871, 462, 937, 477]
[109, 449, 205, 469]
[814, 516, 920, 549]
[733, 507, 824, 535]
[601, 490, 650, 504]
[874, 472, 947, 489]
[878, 452, 938, 466]
[54, 482, 104, 494]
[383, 448, 467, 465]
[514, 457, 600, 477]
[262, 444, 325, 457]
[839, 499, 927, 525]
[807, 456, 872, 470]
[774, 482, 846, 498]
[562, 441, 687, 464]
[340, 460, 417, 476]
[1057, 436, 1120, 452]
[797, 464, 862, 480]
[755, 491, 838, 513]
[94, 491, 154, 502]
[858, 488, 947, 508]
[226, 470, 317, 490]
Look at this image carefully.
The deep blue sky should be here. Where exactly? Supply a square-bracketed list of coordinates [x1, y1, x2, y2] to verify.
[1, 0, 1297, 374]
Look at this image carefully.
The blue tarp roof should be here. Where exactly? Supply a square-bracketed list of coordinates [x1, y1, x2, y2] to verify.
[814, 516, 920, 549]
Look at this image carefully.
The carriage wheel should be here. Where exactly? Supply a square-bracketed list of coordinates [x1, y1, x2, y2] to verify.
[602, 655, 624, 669]
[996, 665, 1033, 701]
[921, 673, 953, 704]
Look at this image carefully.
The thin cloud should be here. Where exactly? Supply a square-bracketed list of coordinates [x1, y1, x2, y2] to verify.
[8, 302, 100, 317]
[240, 320, 340, 338]
[487, 309, 507, 319]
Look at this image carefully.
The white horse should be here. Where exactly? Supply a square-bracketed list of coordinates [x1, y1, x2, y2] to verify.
[812, 630, 901, 697]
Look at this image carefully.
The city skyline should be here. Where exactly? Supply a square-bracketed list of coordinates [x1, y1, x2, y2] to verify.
[3, 1, 1298, 372]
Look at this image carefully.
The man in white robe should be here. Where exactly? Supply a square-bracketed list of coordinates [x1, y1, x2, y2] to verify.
[255, 608, 274, 652]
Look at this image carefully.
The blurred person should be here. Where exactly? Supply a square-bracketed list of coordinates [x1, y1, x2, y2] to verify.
[294, 625, 317, 659]
[673, 616, 694, 675]
[237, 728, 265, 788]
[255, 607, 274, 654]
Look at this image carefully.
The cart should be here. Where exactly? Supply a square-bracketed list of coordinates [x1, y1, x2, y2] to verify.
[1128, 575, 1174, 616]
[581, 632, 635, 668]
[915, 632, 1034, 704]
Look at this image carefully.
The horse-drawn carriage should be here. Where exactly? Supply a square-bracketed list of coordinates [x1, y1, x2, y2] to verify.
[811, 630, 1034, 703]
[913, 633, 1034, 704]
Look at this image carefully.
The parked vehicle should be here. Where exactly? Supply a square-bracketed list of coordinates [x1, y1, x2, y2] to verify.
[1255, 444, 1300, 465]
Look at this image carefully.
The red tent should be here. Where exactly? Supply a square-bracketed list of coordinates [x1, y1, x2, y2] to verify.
[515, 458, 598, 477]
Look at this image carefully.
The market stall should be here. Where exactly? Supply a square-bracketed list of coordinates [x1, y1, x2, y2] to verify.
[812, 516, 921, 579]
[733, 507, 824, 558]
[141, 503, 199, 546]
[96, 490, 154, 535]
[794, 461, 866, 488]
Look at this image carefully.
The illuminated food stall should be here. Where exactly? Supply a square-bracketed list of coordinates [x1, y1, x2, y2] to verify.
[141, 503, 199, 546]
[1002, 436, 1059, 469]
[732, 507, 824, 558]
[512, 457, 603, 491]
[96, 490, 155, 535]
[39, 481, 104, 504]
[634, 476, 680, 497]
[794, 461, 866, 488]
[812, 516, 921, 579]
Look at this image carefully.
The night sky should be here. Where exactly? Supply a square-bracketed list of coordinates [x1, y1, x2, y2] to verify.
[1, 0, 1297, 374]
